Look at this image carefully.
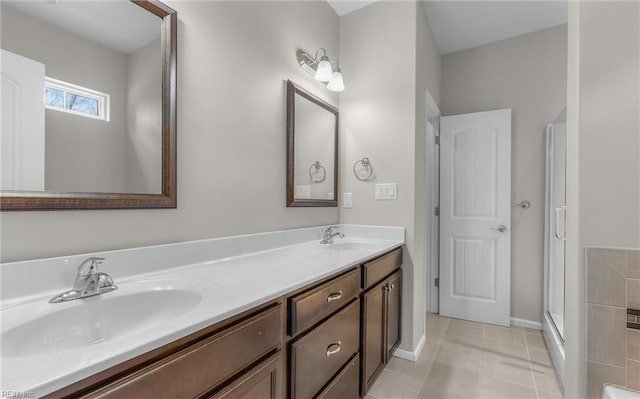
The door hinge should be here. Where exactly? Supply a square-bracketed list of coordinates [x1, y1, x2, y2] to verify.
[434, 206, 440, 216]
[435, 278, 439, 288]
[435, 135, 440, 145]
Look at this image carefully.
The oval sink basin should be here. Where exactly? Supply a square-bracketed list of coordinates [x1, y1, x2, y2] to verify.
[2, 282, 204, 358]
[322, 241, 378, 251]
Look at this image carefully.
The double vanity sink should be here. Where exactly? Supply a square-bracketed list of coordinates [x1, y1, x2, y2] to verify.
[1, 225, 404, 398]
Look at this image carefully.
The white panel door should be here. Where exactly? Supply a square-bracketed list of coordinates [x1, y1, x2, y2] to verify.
[439, 109, 511, 326]
[1, 49, 46, 191]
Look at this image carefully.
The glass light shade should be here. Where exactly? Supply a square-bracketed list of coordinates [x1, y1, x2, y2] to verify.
[327, 71, 345, 92]
[314, 57, 333, 82]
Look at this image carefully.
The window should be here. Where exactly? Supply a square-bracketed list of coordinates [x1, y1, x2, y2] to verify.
[44, 77, 110, 121]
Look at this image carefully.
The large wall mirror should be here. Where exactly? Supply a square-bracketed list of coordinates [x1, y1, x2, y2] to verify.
[286, 80, 338, 207]
[0, 0, 176, 211]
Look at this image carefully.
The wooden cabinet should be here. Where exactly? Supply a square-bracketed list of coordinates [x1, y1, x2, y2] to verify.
[207, 352, 283, 399]
[385, 270, 402, 361]
[361, 269, 402, 396]
[316, 354, 360, 399]
[289, 299, 360, 399]
[49, 301, 284, 399]
[49, 246, 403, 399]
[288, 268, 360, 336]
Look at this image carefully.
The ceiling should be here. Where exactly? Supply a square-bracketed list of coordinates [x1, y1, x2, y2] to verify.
[326, 1, 568, 55]
[2, 0, 160, 54]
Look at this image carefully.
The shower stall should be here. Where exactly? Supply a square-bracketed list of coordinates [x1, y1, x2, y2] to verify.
[543, 109, 566, 387]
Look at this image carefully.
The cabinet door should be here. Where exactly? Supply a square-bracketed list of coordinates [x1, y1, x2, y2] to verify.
[361, 280, 386, 394]
[208, 351, 283, 399]
[385, 270, 402, 362]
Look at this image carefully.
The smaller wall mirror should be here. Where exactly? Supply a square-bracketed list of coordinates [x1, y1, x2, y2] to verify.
[286, 80, 338, 207]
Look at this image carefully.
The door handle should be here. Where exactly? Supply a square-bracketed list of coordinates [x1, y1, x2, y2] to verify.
[490, 225, 507, 233]
[326, 290, 343, 303]
[555, 206, 567, 240]
[326, 341, 342, 357]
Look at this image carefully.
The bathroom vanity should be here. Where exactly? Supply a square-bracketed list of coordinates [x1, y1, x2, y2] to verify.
[0, 225, 404, 399]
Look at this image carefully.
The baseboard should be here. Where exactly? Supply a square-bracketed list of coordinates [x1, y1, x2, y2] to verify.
[393, 333, 426, 362]
[510, 317, 543, 330]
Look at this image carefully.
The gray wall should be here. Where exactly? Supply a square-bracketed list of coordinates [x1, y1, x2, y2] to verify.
[126, 38, 162, 194]
[1, 6, 128, 193]
[0, 1, 340, 262]
[440, 24, 568, 323]
[565, 2, 640, 398]
[339, 0, 442, 352]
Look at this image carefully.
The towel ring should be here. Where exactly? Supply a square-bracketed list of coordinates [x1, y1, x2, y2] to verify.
[353, 158, 374, 181]
[309, 161, 326, 183]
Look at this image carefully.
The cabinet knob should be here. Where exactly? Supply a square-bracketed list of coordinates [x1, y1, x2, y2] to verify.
[326, 290, 343, 303]
[326, 341, 342, 357]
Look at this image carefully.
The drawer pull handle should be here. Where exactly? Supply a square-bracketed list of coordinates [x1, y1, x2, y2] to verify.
[326, 290, 343, 303]
[326, 341, 342, 357]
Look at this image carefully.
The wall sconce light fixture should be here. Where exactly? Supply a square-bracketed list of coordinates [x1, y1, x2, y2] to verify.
[296, 48, 345, 92]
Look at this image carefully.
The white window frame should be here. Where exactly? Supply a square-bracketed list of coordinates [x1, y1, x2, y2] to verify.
[44, 77, 110, 121]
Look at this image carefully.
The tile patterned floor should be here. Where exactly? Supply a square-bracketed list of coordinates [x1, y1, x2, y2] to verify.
[366, 313, 563, 399]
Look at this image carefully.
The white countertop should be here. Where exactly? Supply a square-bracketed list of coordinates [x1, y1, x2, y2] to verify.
[0, 225, 404, 397]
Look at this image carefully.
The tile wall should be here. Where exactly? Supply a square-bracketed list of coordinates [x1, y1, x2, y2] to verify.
[586, 248, 640, 399]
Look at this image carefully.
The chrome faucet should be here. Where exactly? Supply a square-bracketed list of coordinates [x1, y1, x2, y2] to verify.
[320, 226, 345, 244]
[49, 257, 118, 303]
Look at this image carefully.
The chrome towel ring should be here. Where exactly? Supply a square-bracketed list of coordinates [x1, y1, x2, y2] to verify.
[353, 157, 374, 181]
[309, 161, 326, 183]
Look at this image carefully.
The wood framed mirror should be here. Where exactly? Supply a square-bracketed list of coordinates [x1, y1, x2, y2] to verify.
[0, 0, 176, 211]
[286, 80, 338, 207]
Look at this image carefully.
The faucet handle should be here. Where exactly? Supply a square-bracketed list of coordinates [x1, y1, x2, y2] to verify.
[77, 257, 105, 277]
[324, 225, 338, 234]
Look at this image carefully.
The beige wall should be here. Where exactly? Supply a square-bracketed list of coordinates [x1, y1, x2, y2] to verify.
[0, 1, 340, 262]
[126, 38, 162, 194]
[440, 25, 568, 323]
[339, 0, 441, 351]
[565, 2, 640, 398]
[1, 6, 129, 193]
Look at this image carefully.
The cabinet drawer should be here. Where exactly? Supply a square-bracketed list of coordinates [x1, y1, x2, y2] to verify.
[362, 247, 402, 289]
[206, 351, 283, 399]
[290, 299, 360, 399]
[316, 354, 360, 399]
[289, 268, 360, 336]
[82, 304, 283, 399]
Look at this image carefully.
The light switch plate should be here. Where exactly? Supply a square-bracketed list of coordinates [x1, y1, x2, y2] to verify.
[375, 183, 398, 200]
[343, 192, 352, 208]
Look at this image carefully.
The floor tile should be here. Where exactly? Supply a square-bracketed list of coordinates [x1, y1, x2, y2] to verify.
[435, 336, 483, 372]
[377, 314, 564, 399]
[476, 375, 538, 399]
[419, 360, 479, 399]
[483, 336, 530, 360]
[368, 369, 422, 399]
[525, 332, 548, 350]
[481, 351, 535, 387]
[386, 352, 433, 380]
[537, 389, 564, 399]
[529, 348, 553, 368]
[533, 362, 563, 396]
[484, 324, 526, 344]
[447, 318, 485, 338]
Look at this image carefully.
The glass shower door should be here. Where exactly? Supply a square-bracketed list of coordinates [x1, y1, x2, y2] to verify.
[547, 121, 566, 339]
